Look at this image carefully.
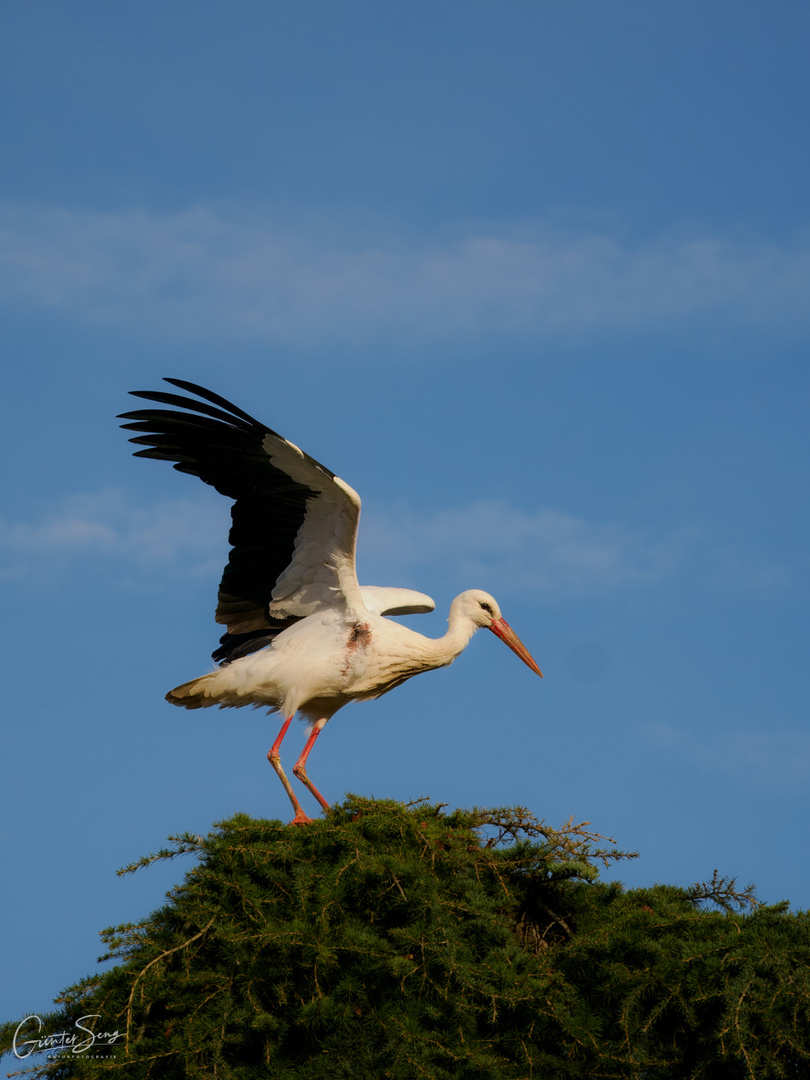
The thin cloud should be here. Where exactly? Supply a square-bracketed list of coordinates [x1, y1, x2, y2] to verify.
[1, 491, 789, 604]
[1, 202, 808, 346]
[0, 490, 227, 581]
[1, 490, 677, 596]
[360, 500, 690, 598]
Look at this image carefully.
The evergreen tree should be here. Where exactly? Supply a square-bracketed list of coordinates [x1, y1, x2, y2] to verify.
[3, 797, 809, 1078]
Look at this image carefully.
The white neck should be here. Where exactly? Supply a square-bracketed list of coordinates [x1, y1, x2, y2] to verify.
[418, 603, 480, 669]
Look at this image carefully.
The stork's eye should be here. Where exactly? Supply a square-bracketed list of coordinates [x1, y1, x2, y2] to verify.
[480, 602, 493, 615]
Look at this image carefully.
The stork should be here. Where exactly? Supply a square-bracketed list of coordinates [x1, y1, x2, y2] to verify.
[119, 379, 542, 824]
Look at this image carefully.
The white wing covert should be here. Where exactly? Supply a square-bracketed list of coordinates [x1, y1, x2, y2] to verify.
[359, 586, 435, 616]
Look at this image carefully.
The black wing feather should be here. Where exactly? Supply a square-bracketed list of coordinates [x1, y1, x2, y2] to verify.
[119, 380, 326, 640]
[164, 377, 267, 427]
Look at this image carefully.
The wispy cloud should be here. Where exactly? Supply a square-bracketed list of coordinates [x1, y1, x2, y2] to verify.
[1, 202, 808, 346]
[0, 490, 227, 582]
[360, 501, 690, 598]
[1, 490, 789, 604]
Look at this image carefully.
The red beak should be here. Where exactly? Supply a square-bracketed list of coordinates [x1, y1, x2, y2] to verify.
[489, 618, 543, 677]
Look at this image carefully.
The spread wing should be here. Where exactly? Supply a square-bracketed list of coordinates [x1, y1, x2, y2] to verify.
[119, 378, 365, 640]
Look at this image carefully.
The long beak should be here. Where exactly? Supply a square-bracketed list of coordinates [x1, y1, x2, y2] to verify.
[489, 618, 543, 677]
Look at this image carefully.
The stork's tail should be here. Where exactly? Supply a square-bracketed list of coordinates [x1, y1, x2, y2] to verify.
[168, 669, 275, 710]
[166, 666, 280, 710]
[166, 673, 222, 709]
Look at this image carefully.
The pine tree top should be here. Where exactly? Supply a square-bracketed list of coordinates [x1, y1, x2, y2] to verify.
[3, 797, 808, 1079]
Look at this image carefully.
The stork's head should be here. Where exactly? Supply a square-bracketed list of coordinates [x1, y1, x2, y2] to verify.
[454, 589, 543, 677]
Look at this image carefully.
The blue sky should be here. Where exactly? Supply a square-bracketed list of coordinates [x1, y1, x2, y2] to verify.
[2, 0, 809, 1030]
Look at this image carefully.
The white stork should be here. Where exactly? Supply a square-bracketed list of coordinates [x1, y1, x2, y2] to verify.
[120, 379, 542, 825]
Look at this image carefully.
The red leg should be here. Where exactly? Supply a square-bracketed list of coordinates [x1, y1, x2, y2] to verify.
[267, 716, 313, 825]
[293, 718, 330, 813]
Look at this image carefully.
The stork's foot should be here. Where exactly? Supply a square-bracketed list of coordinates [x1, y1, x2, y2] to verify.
[289, 809, 315, 826]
